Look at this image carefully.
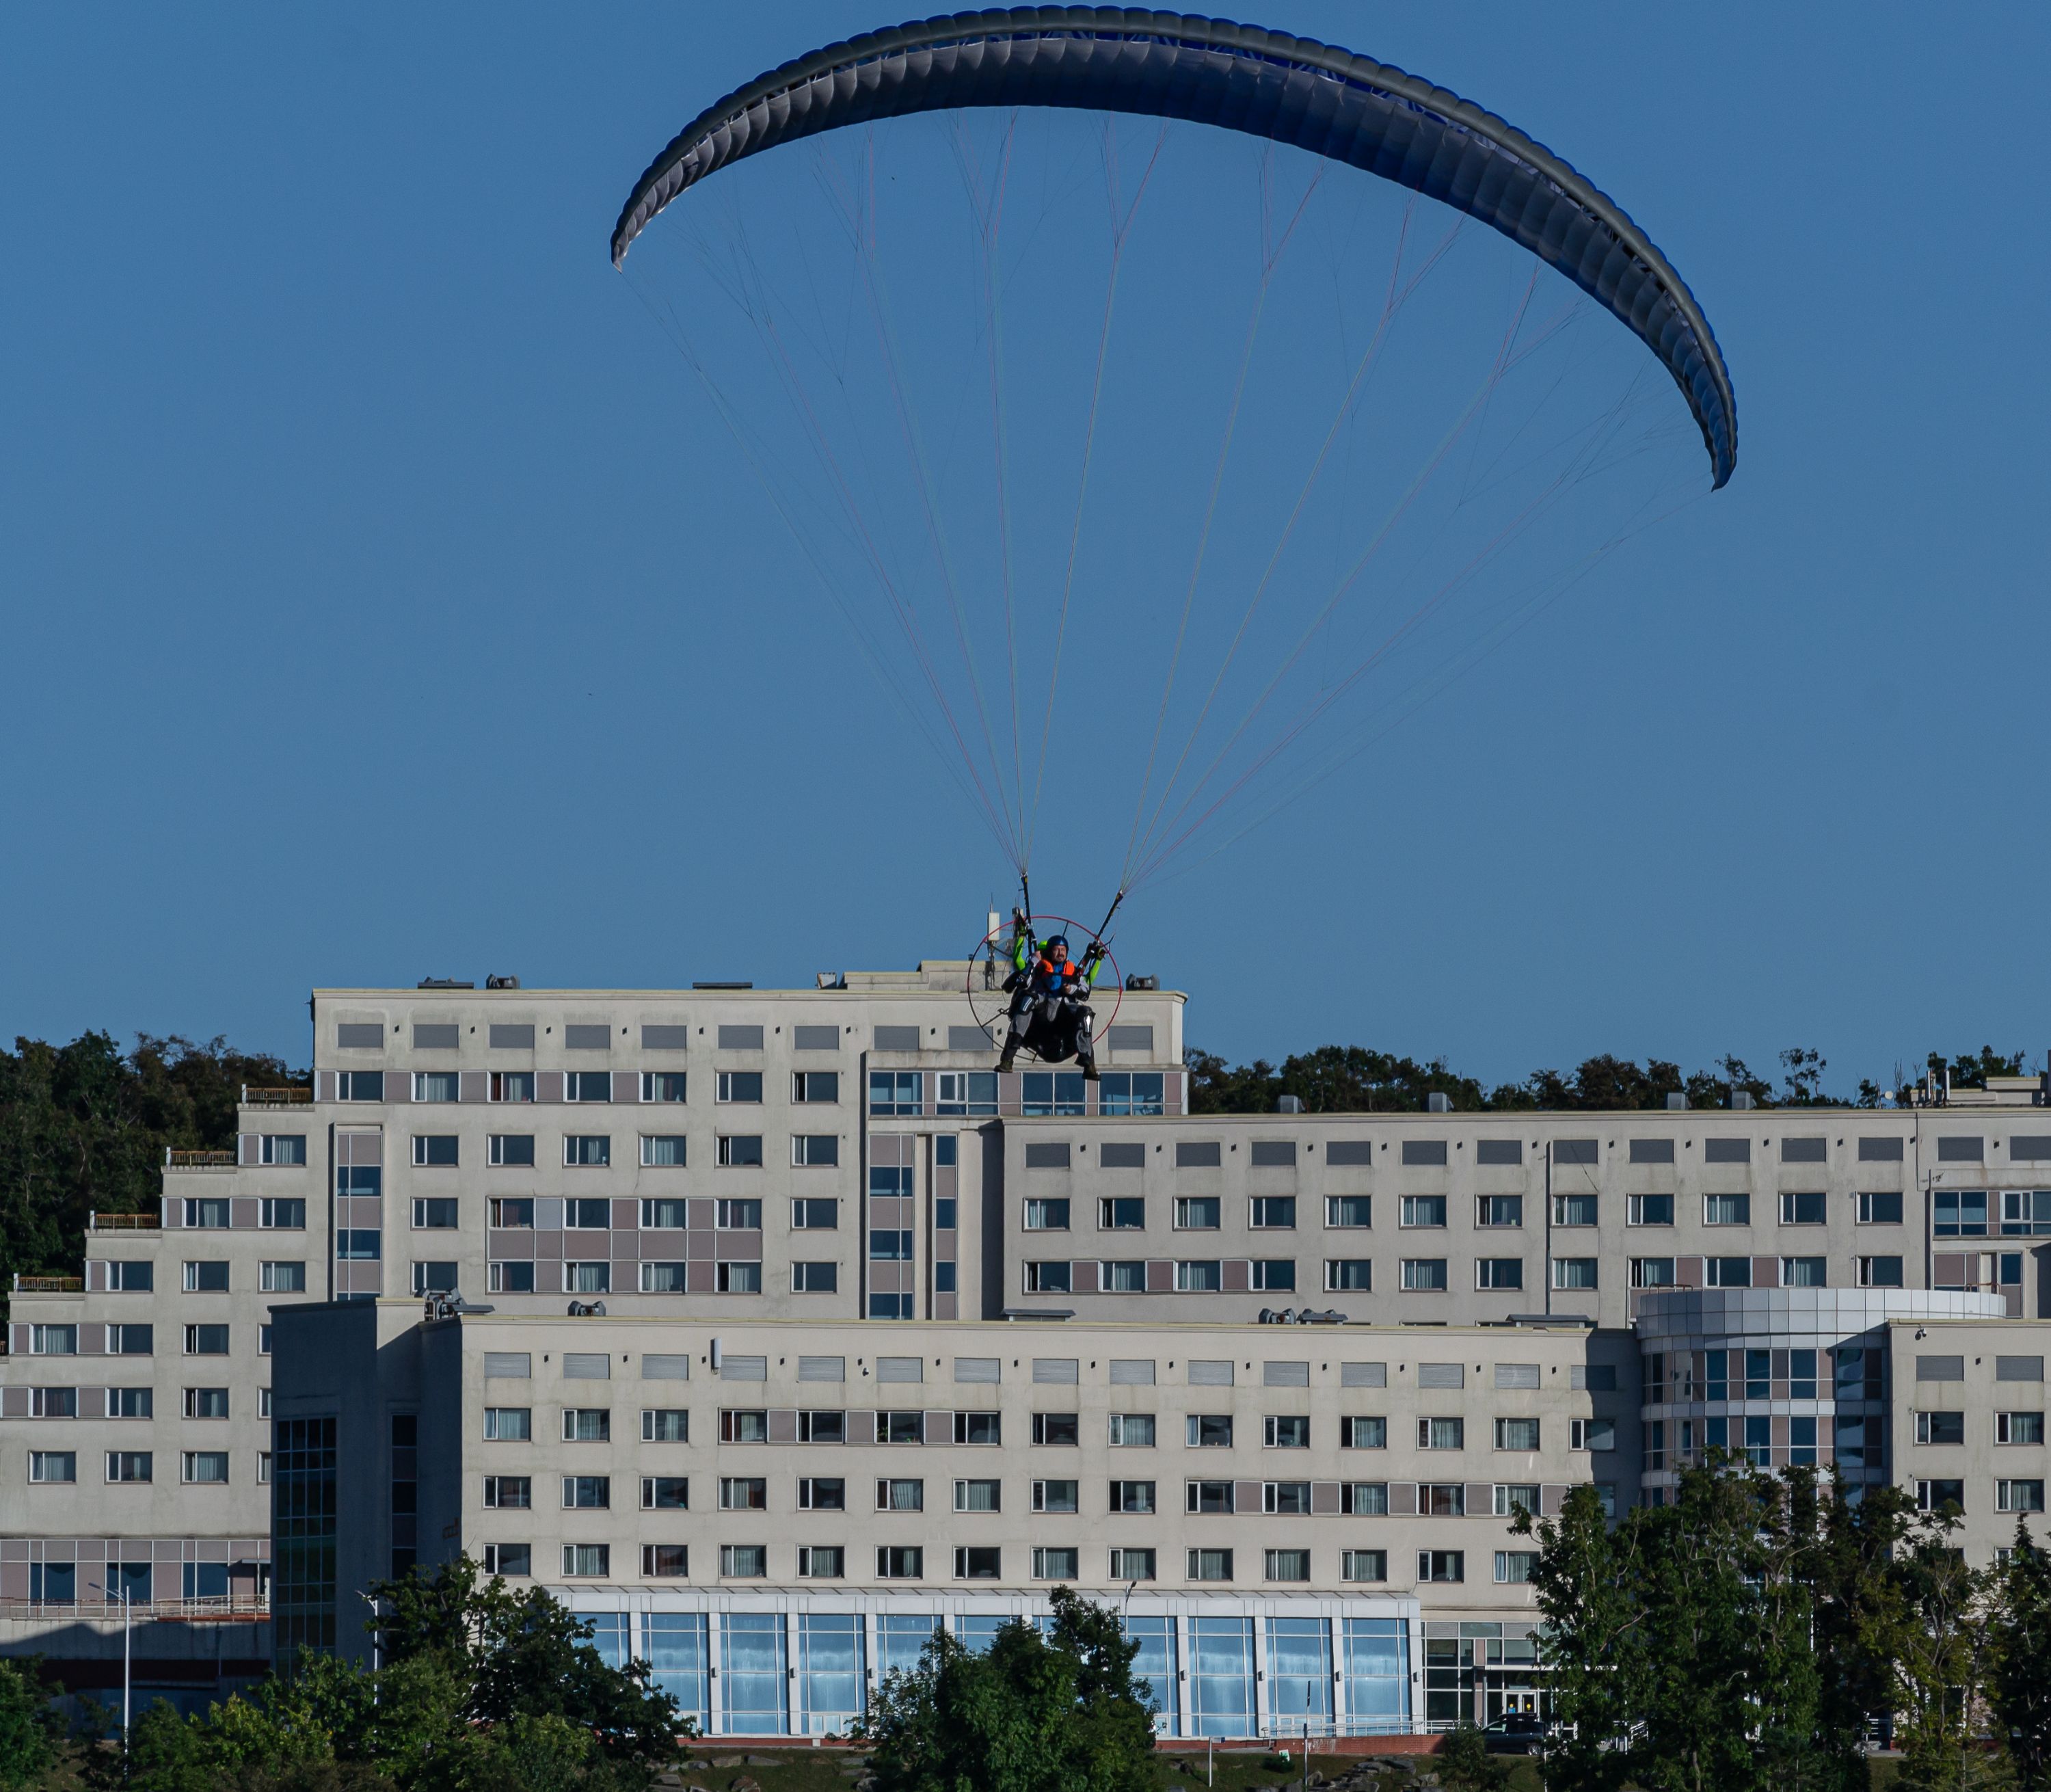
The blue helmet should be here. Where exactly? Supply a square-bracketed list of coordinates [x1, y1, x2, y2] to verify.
[1044, 936, 1069, 955]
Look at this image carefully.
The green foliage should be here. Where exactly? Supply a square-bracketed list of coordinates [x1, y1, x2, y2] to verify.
[1929, 1047, 2026, 1092]
[1628, 1463, 1825, 1792]
[123, 1660, 397, 1792]
[0, 1659, 60, 1791]
[110, 1562, 678, 1792]
[1438, 1720, 1508, 1791]
[1885, 1510, 2005, 1792]
[1780, 1046, 1830, 1104]
[1521, 1462, 1889, 1792]
[0, 1030, 306, 1296]
[1524, 1468, 2051, 1792]
[364, 1555, 685, 1776]
[448, 1712, 608, 1792]
[1803, 1477, 1916, 1792]
[1989, 1522, 2051, 1791]
[1186, 1043, 1853, 1114]
[861, 1586, 1156, 1792]
[1185, 1043, 1487, 1113]
[1504, 1056, 1685, 1112]
[1515, 1484, 1641, 1792]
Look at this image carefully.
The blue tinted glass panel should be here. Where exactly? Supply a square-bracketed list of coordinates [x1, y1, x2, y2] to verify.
[1123, 1616, 1175, 1733]
[721, 1612, 788, 1734]
[645, 1614, 709, 1732]
[1265, 1618, 1332, 1725]
[799, 1612, 863, 1735]
[955, 1614, 1007, 1655]
[585, 1613, 630, 1669]
[876, 1614, 939, 1676]
[1343, 1619, 1410, 1727]
[1190, 1617, 1255, 1737]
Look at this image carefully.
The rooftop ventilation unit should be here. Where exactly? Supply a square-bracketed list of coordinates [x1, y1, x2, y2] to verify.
[1277, 1095, 1304, 1114]
[417, 977, 474, 989]
[485, 974, 520, 989]
[1665, 1091, 1687, 1110]
[1425, 1091, 1452, 1113]
[1730, 1091, 1756, 1110]
[693, 981, 753, 990]
[1124, 974, 1159, 991]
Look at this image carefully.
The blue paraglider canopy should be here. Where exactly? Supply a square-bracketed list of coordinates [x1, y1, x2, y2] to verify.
[613, 7, 1736, 487]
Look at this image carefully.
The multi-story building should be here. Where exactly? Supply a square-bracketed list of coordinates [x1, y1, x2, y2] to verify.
[274, 1303, 1633, 1738]
[3, 960, 2047, 1736]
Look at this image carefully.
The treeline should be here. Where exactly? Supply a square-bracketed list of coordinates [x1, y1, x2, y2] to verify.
[1520, 1465, 2051, 1792]
[1186, 1043, 2029, 1116]
[0, 1032, 307, 1292]
[0, 1557, 680, 1791]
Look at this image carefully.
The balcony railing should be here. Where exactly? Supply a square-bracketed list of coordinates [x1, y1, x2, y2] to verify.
[165, 1149, 235, 1168]
[11, 1276, 83, 1294]
[242, 1086, 311, 1106]
[0, 1595, 270, 1623]
[90, 1212, 161, 1231]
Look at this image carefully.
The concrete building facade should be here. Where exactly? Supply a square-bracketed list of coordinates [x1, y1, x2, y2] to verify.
[3, 963, 2048, 1732]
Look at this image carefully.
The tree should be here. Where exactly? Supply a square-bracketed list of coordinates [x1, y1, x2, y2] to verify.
[451, 1712, 604, 1792]
[0, 1030, 308, 1302]
[117, 1566, 677, 1792]
[1870, 1508, 2002, 1792]
[122, 1659, 393, 1792]
[1515, 1484, 1642, 1792]
[1631, 1465, 1778, 1792]
[1744, 1469, 1836, 1792]
[0, 1659, 60, 1791]
[1496, 1056, 1686, 1111]
[1185, 1044, 1486, 1114]
[364, 1556, 684, 1776]
[1987, 1521, 2051, 1790]
[1806, 1477, 1918, 1792]
[1185, 1040, 1884, 1115]
[1707, 1054, 1776, 1110]
[1929, 1047, 2026, 1092]
[862, 1587, 1155, 1792]
[1779, 1047, 1831, 1105]
[1520, 1463, 1894, 1792]
[1436, 1720, 1507, 1791]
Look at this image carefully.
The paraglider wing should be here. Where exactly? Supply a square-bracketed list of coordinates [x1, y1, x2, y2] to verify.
[611, 6, 1737, 487]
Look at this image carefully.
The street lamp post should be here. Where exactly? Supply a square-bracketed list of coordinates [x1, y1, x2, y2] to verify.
[87, 1579, 132, 1763]
[361, 1591, 383, 1675]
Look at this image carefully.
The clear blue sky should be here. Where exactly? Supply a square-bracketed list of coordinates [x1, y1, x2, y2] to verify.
[3, 5, 2046, 1092]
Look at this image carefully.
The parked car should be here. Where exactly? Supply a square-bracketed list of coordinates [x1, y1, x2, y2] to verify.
[1484, 1712, 1549, 1754]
